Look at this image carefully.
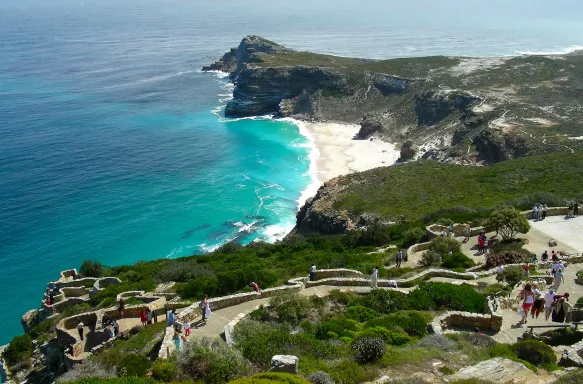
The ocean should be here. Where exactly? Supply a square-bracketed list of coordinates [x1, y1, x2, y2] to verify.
[1, 0, 583, 344]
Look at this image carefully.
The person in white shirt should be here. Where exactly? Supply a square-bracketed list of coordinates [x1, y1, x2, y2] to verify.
[554, 269, 565, 291]
[544, 289, 555, 320]
[309, 263, 316, 281]
[371, 267, 378, 288]
[496, 264, 504, 274]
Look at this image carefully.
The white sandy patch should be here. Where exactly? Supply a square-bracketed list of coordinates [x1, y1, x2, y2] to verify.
[568, 136, 583, 140]
[472, 103, 495, 113]
[301, 122, 400, 184]
[449, 57, 508, 76]
[524, 118, 556, 126]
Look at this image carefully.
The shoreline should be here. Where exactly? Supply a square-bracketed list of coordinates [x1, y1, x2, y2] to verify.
[289, 118, 401, 208]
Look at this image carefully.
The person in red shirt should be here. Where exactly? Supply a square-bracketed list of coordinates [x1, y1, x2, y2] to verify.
[140, 310, 148, 327]
[249, 282, 261, 294]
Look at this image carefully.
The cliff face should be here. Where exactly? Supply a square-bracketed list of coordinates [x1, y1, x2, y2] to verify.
[204, 37, 583, 165]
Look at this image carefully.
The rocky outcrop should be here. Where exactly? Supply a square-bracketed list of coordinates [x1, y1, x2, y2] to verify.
[447, 358, 552, 383]
[414, 91, 481, 126]
[473, 128, 531, 163]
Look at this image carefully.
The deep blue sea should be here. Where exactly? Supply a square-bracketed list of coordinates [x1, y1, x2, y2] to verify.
[1, 0, 583, 344]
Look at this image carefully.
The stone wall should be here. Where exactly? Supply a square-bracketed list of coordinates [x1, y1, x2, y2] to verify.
[406, 241, 431, 259]
[60, 286, 90, 298]
[58, 277, 98, 289]
[314, 269, 364, 279]
[431, 311, 503, 333]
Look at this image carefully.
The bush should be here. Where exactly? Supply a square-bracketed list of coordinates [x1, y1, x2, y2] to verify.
[484, 208, 530, 240]
[357, 327, 412, 346]
[56, 360, 116, 382]
[457, 332, 497, 348]
[442, 252, 475, 269]
[151, 360, 177, 382]
[270, 293, 311, 325]
[428, 237, 461, 254]
[117, 354, 151, 377]
[496, 266, 524, 286]
[417, 334, 455, 351]
[3, 334, 33, 366]
[485, 251, 531, 268]
[308, 371, 335, 384]
[553, 369, 583, 384]
[355, 289, 409, 314]
[511, 340, 556, 367]
[79, 260, 106, 278]
[401, 227, 426, 248]
[482, 283, 513, 298]
[346, 306, 377, 322]
[408, 282, 486, 313]
[326, 360, 378, 384]
[540, 328, 583, 346]
[342, 223, 391, 248]
[420, 250, 442, 267]
[177, 337, 251, 384]
[58, 379, 156, 384]
[154, 260, 214, 283]
[315, 319, 361, 340]
[229, 373, 311, 384]
[365, 311, 430, 338]
[351, 337, 386, 364]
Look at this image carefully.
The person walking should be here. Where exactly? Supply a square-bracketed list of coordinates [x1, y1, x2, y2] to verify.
[553, 268, 565, 291]
[464, 225, 471, 242]
[118, 298, 125, 319]
[113, 319, 120, 336]
[309, 263, 316, 281]
[542, 204, 548, 220]
[201, 295, 211, 322]
[553, 298, 572, 323]
[537, 204, 542, 221]
[568, 202, 574, 218]
[519, 283, 535, 324]
[77, 322, 84, 341]
[140, 310, 147, 327]
[396, 250, 403, 267]
[146, 308, 153, 325]
[575, 202, 579, 217]
[184, 321, 191, 336]
[544, 288, 555, 321]
[532, 205, 538, 221]
[448, 223, 455, 237]
[370, 267, 378, 288]
[531, 292, 545, 319]
[167, 309, 176, 326]
[541, 250, 548, 262]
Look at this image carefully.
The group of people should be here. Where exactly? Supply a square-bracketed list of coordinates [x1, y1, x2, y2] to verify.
[519, 283, 573, 324]
[139, 308, 154, 327]
[477, 232, 489, 254]
[532, 204, 549, 221]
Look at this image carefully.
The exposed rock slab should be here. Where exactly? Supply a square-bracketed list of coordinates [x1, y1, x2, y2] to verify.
[446, 358, 553, 383]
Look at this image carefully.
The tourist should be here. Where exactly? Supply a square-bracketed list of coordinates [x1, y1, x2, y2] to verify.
[184, 321, 191, 336]
[553, 298, 572, 323]
[575, 202, 579, 217]
[531, 292, 545, 319]
[541, 250, 549, 262]
[478, 235, 484, 254]
[542, 204, 548, 220]
[388, 280, 397, 288]
[201, 294, 211, 322]
[140, 310, 147, 327]
[568, 202, 574, 218]
[551, 250, 558, 262]
[448, 223, 455, 237]
[113, 319, 119, 336]
[249, 281, 261, 294]
[309, 263, 316, 281]
[441, 230, 447, 237]
[496, 264, 504, 275]
[483, 237, 489, 254]
[396, 250, 403, 267]
[531, 254, 538, 264]
[77, 322, 84, 341]
[464, 225, 471, 242]
[146, 308, 153, 325]
[523, 262, 530, 278]
[537, 204, 542, 221]
[553, 268, 565, 291]
[544, 288, 555, 321]
[118, 298, 125, 319]
[174, 334, 181, 350]
[532, 205, 538, 221]
[371, 267, 378, 288]
[168, 309, 176, 326]
[519, 283, 535, 324]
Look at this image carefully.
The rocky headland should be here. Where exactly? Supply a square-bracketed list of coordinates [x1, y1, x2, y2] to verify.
[204, 35, 583, 165]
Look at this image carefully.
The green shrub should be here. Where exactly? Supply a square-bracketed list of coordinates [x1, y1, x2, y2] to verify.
[428, 237, 461, 255]
[357, 327, 412, 346]
[342, 223, 391, 248]
[511, 340, 556, 367]
[485, 251, 531, 269]
[315, 319, 361, 340]
[346, 306, 377, 322]
[417, 334, 455, 351]
[3, 334, 33, 366]
[442, 252, 475, 269]
[482, 283, 513, 298]
[55, 360, 116, 382]
[553, 369, 583, 384]
[351, 337, 386, 364]
[59, 379, 156, 384]
[365, 311, 430, 337]
[229, 373, 311, 384]
[401, 227, 426, 248]
[327, 360, 378, 384]
[496, 266, 524, 286]
[177, 337, 251, 384]
[355, 289, 409, 314]
[420, 250, 442, 267]
[270, 293, 311, 325]
[79, 260, 106, 278]
[328, 290, 358, 306]
[408, 282, 486, 313]
[540, 328, 583, 346]
[484, 208, 530, 241]
[151, 360, 176, 382]
[117, 354, 151, 377]
[457, 332, 497, 348]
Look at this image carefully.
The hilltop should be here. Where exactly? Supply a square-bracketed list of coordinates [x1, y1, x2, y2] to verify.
[204, 36, 583, 164]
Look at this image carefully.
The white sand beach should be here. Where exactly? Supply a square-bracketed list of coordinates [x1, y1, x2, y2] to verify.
[302, 122, 401, 183]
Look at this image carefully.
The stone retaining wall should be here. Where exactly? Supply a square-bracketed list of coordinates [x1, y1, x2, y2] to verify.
[431, 311, 503, 333]
[60, 286, 90, 298]
[406, 241, 431, 259]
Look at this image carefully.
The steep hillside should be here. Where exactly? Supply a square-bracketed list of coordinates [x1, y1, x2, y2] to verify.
[205, 36, 583, 164]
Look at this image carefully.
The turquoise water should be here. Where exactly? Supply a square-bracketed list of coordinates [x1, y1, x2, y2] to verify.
[1, 0, 583, 344]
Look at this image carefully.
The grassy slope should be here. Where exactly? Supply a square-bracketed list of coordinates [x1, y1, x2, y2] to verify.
[333, 152, 583, 220]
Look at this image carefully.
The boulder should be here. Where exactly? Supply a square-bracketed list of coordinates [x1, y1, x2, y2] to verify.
[549, 239, 558, 247]
[559, 348, 583, 367]
[447, 358, 548, 383]
[270, 355, 298, 374]
[21, 309, 38, 333]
